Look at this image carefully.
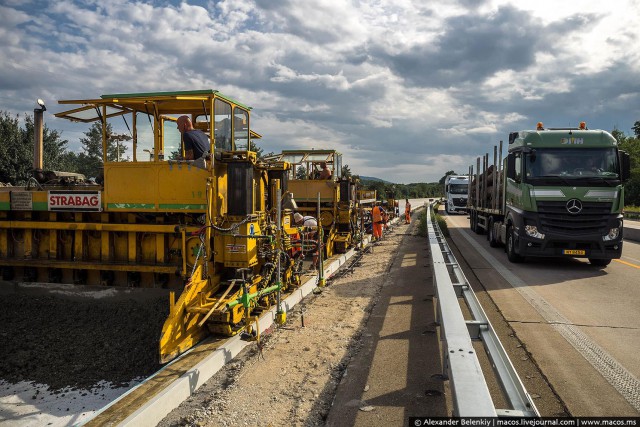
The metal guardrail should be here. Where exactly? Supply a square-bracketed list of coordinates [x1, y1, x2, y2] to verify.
[427, 206, 539, 417]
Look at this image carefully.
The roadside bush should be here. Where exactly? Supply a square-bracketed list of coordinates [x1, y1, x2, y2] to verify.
[417, 209, 428, 236]
[625, 205, 640, 220]
[416, 206, 449, 237]
[434, 212, 449, 237]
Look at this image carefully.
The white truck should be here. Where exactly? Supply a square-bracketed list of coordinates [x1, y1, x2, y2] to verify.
[444, 175, 469, 214]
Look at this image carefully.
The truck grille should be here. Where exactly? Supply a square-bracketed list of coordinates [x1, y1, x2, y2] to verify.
[536, 201, 612, 235]
[452, 198, 467, 207]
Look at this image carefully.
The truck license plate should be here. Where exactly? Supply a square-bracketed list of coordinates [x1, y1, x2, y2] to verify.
[563, 249, 586, 256]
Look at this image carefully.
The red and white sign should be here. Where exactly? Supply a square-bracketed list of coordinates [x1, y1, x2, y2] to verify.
[48, 191, 102, 212]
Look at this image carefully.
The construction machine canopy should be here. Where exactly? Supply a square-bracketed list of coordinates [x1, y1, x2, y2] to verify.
[55, 90, 254, 162]
[263, 150, 342, 180]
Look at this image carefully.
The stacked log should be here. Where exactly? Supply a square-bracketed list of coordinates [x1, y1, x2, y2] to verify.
[470, 164, 503, 208]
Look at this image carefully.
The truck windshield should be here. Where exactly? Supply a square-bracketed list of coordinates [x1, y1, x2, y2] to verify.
[449, 184, 468, 194]
[525, 148, 619, 183]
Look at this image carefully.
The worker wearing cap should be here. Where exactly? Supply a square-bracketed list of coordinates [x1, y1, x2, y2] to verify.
[294, 212, 319, 270]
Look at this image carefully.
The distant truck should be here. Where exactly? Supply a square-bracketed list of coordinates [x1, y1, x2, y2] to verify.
[467, 122, 630, 267]
[444, 175, 469, 214]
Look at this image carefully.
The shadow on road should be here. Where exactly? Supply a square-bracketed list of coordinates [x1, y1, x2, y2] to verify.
[317, 220, 449, 426]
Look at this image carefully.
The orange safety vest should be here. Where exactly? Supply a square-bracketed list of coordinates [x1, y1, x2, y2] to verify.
[405, 203, 411, 213]
[372, 206, 382, 223]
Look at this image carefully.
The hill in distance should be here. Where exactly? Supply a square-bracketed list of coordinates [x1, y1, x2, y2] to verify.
[359, 176, 392, 183]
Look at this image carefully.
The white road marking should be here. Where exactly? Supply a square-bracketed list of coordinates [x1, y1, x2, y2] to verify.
[457, 227, 640, 411]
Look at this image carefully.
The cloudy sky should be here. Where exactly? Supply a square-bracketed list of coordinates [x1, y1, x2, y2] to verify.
[2, 0, 639, 183]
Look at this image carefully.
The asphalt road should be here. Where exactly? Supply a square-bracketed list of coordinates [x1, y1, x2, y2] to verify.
[444, 211, 640, 417]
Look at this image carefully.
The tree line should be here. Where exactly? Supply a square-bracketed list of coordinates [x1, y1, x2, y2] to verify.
[0, 111, 129, 184]
[1, 110, 639, 206]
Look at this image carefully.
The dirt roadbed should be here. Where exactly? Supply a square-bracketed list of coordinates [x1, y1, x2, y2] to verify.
[159, 209, 447, 427]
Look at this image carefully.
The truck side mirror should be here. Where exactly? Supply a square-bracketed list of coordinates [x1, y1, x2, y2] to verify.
[619, 150, 631, 182]
[506, 154, 516, 180]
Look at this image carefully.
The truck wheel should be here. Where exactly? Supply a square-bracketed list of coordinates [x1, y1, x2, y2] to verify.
[488, 219, 499, 248]
[506, 227, 523, 263]
[474, 215, 484, 235]
[471, 213, 480, 234]
[589, 258, 611, 267]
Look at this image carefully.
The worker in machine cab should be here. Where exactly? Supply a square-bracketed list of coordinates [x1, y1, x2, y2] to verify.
[405, 199, 411, 224]
[318, 162, 332, 180]
[177, 115, 210, 164]
[294, 212, 319, 270]
[372, 202, 385, 241]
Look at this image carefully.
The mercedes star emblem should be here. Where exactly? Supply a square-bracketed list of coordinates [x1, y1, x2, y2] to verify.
[566, 199, 583, 214]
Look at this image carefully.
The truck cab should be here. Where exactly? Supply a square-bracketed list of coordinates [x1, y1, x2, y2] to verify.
[502, 123, 630, 266]
[444, 175, 469, 214]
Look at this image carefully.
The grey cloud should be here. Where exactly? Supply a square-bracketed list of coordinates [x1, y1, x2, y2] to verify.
[1, 1, 639, 184]
[376, 6, 597, 88]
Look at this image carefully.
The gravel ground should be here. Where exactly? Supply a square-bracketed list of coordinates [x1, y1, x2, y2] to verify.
[158, 218, 412, 427]
[0, 285, 169, 391]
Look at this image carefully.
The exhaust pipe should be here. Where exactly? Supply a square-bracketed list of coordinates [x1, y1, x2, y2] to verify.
[33, 99, 46, 171]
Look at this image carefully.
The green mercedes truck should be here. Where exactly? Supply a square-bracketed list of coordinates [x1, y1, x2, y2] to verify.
[467, 122, 630, 267]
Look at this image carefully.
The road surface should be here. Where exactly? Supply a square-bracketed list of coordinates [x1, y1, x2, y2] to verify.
[444, 210, 640, 416]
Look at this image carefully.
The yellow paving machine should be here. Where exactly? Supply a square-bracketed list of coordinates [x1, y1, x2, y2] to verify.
[263, 150, 363, 256]
[0, 90, 303, 363]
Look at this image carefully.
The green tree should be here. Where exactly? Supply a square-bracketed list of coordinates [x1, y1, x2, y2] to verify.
[296, 165, 307, 179]
[632, 121, 640, 138]
[249, 139, 264, 158]
[439, 170, 456, 186]
[616, 127, 640, 206]
[341, 164, 352, 178]
[0, 111, 73, 184]
[75, 122, 129, 179]
[0, 111, 31, 184]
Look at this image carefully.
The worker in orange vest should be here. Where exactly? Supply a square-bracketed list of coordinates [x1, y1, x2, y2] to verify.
[405, 199, 411, 224]
[372, 202, 385, 241]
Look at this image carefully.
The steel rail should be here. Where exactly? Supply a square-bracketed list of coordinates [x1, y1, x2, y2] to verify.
[428, 206, 539, 417]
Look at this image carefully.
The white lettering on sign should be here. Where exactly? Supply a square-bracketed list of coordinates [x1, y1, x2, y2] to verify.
[560, 137, 584, 145]
[48, 191, 102, 212]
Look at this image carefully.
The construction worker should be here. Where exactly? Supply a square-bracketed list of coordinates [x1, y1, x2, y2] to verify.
[177, 116, 208, 160]
[318, 162, 332, 180]
[294, 212, 319, 270]
[405, 199, 411, 224]
[372, 202, 384, 241]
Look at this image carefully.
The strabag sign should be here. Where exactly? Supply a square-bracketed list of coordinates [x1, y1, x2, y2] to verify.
[48, 191, 102, 212]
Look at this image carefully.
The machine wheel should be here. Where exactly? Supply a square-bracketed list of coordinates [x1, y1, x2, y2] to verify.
[589, 258, 611, 267]
[1, 266, 14, 281]
[488, 218, 499, 247]
[506, 226, 523, 263]
[23, 267, 38, 282]
[48, 268, 63, 283]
